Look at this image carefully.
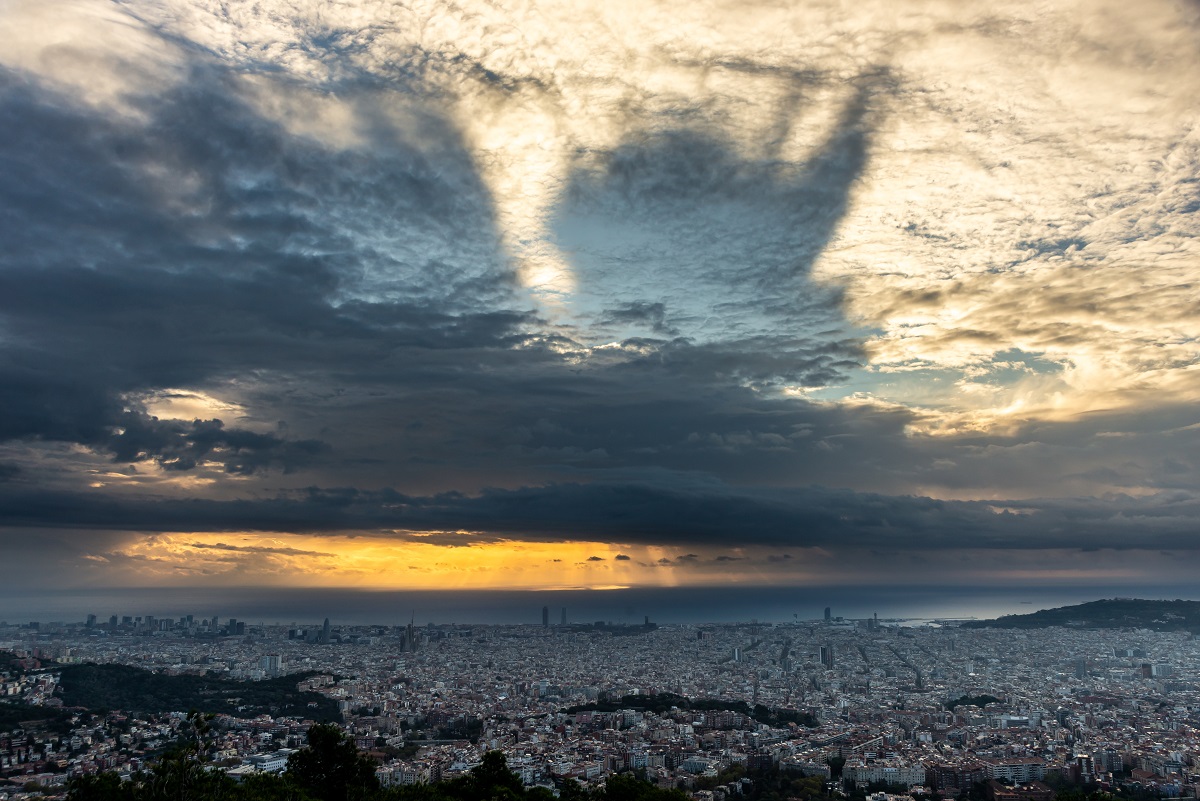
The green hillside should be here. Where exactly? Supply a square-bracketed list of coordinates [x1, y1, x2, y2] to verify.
[0, 702, 75, 734]
[564, 692, 816, 727]
[50, 663, 341, 720]
[961, 598, 1200, 632]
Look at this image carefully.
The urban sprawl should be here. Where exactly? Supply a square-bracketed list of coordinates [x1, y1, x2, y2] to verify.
[1, 609, 1196, 801]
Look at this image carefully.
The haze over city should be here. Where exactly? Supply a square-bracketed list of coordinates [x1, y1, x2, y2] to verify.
[2, 0, 1199, 618]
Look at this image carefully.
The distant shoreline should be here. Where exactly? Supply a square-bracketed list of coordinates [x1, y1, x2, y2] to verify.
[6, 586, 1200, 629]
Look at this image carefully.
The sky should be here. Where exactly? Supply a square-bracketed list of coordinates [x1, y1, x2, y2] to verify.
[1, 0, 1199, 622]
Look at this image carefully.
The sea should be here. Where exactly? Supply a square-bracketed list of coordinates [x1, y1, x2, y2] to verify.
[4, 583, 1200, 628]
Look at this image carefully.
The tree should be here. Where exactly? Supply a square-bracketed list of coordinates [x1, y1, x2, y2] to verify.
[599, 773, 689, 801]
[233, 772, 312, 801]
[472, 751, 525, 796]
[441, 751, 524, 801]
[601, 774, 656, 801]
[67, 773, 131, 801]
[286, 724, 380, 801]
[559, 779, 591, 801]
[121, 754, 237, 801]
[69, 709, 243, 801]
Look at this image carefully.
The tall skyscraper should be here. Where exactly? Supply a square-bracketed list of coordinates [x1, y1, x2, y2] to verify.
[321, 617, 331, 644]
[404, 614, 417, 653]
[542, 606, 549, 628]
[824, 607, 832, 622]
[560, 608, 567, 626]
[260, 655, 281, 676]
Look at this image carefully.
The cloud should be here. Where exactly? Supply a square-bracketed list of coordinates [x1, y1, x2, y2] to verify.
[186, 541, 335, 558]
[596, 302, 677, 336]
[1, 0, 1199, 599]
[4, 478, 1200, 557]
[107, 413, 328, 475]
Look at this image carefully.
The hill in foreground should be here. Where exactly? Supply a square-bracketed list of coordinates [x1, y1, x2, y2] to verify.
[961, 598, 1200, 632]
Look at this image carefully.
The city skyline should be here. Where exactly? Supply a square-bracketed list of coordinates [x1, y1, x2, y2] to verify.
[5, 584, 1199, 630]
[1, 0, 1199, 604]
[6, 611, 1198, 795]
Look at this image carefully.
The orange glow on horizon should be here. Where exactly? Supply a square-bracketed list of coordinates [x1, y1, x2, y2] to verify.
[77, 535, 1165, 592]
[82, 533, 821, 591]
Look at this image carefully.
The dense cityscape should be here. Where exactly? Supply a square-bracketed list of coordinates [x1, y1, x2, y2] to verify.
[3, 604, 1198, 801]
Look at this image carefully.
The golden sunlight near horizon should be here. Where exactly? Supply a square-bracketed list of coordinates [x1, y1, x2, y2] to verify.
[76, 534, 1159, 592]
[78, 534, 855, 591]
[84, 534, 692, 590]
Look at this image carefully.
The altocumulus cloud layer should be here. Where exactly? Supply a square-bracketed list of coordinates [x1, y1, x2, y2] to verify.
[1, 0, 1200, 592]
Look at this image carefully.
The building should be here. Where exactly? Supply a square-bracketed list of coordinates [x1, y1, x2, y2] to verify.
[845, 760, 926, 788]
[926, 760, 989, 791]
[244, 749, 295, 774]
[986, 781, 1055, 801]
[987, 759, 1046, 783]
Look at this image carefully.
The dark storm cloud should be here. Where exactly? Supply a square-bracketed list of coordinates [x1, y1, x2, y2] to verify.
[0, 48, 872, 490]
[107, 412, 328, 474]
[288, 358, 919, 502]
[2, 477, 1198, 553]
[186, 542, 335, 557]
[0, 11, 897, 506]
[596, 302, 677, 336]
[622, 335, 862, 389]
[583, 81, 872, 260]
[897, 402, 1200, 497]
[550, 73, 882, 346]
[0, 57, 527, 473]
